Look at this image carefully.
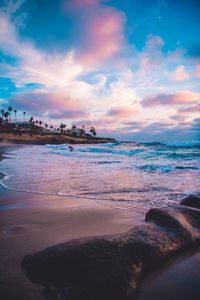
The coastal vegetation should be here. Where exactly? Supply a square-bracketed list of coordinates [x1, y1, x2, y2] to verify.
[0, 106, 116, 144]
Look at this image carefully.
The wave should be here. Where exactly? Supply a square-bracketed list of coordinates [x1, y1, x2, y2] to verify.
[167, 152, 200, 160]
[47, 140, 200, 156]
[137, 164, 199, 173]
[1, 142, 199, 214]
[46, 142, 200, 175]
[48, 144, 145, 157]
[137, 164, 173, 173]
[80, 186, 173, 195]
[140, 140, 200, 148]
[164, 140, 200, 148]
[94, 160, 121, 164]
[0, 171, 58, 196]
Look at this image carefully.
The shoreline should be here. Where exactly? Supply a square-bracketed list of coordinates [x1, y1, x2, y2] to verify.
[0, 141, 24, 191]
[1, 142, 200, 300]
[0, 143, 136, 300]
[0, 133, 117, 145]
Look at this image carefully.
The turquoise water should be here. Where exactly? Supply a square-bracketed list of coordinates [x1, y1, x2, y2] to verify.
[0, 141, 200, 214]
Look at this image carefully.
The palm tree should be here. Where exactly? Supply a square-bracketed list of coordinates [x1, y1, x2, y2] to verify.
[29, 117, 34, 123]
[23, 111, 26, 122]
[4, 111, 9, 123]
[90, 126, 96, 137]
[80, 125, 85, 136]
[45, 123, 48, 132]
[39, 121, 42, 126]
[8, 106, 13, 122]
[60, 123, 66, 134]
[1, 109, 5, 119]
[35, 120, 39, 124]
[14, 109, 17, 122]
[50, 125, 53, 130]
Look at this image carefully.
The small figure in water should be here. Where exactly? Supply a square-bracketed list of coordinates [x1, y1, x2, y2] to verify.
[68, 145, 74, 152]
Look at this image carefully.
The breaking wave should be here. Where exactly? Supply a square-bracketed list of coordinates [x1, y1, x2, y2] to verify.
[0, 140, 199, 213]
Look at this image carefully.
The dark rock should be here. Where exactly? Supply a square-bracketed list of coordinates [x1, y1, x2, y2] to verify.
[21, 204, 200, 300]
[180, 195, 200, 209]
[22, 237, 134, 300]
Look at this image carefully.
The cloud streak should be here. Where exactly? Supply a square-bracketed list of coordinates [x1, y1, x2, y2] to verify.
[142, 90, 200, 107]
[107, 107, 138, 119]
[10, 91, 88, 119]
[0, 12, 84, 89]
[178, 103, 200, 113]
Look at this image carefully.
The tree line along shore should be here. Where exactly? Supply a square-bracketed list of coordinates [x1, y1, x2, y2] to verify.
[0, 133, 116, 144]
[0, 106, 116, 144]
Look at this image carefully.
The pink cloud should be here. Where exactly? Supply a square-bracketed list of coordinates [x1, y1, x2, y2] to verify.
[61, 0, 125, 67]
[75, 118, 114, 128]
[178, 103, 200, 113]
[146, 35, 164, 49]
[139, 35, 165, 71]
[172, 65, 190, 81]
[142, 90, 200, 107]
[170, 115, 187, 122]
[107, 107, 138, 119]
[78, 6, 125, 66]
[195, 63, 200, 77]
[48, 110, 88, 119]
[167, 49, 186, 61]
[10, 91, 88, 119]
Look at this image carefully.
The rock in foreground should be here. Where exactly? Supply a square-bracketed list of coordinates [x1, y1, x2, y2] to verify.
[22, 196, 200, 300]
[180, 195, 200, 209]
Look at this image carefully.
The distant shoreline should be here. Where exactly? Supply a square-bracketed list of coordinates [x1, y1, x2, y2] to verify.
[0, 133, 117, 145]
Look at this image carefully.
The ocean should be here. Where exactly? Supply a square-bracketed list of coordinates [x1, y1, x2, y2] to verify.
[0, 141, 200, 217]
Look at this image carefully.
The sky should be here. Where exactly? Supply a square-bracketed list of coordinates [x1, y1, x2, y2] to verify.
[0, 0, 200, 141]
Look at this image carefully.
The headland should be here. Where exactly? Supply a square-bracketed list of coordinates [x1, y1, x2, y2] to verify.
[0, 132, 117, 145]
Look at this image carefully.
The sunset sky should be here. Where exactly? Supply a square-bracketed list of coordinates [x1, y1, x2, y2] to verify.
[0, 0, 199, 141]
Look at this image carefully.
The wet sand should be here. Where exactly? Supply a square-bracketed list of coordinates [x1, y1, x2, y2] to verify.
[138, 250, 200, 300]
[0, 142, 136, 299]
[1, 142, 200, 300]
[0, 187, 136, 300]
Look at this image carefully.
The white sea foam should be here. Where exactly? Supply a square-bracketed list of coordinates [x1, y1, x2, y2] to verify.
[0, 142, 199, 212]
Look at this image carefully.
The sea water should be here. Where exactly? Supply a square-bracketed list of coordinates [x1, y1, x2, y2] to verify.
[0, 141, 200, 213]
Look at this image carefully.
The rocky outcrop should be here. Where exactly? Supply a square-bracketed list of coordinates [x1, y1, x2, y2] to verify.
[0, 133, 117, 145]
[21, 195, 200, 300]
[180, 194, 200, 209]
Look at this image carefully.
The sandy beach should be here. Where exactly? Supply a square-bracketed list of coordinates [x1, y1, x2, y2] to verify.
[1, 142, 200, 300]
[138, 249, 200, 300]
[0, 188, 136, 300]
[0, 142, 136, 299]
